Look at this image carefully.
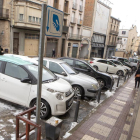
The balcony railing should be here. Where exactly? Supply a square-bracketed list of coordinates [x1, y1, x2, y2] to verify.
[108, 42, 117, 46]
[72, 3, 77, 10]
[117, 40, 122, 44]
[63, 26, 69, 33]
[110, 30, 119, 35]
[0, 8, 9, 19]
[71, 17, 77, 24]
[79, 5, 83, 12]
[77, 19, 83, 25]
[69, 33, 82, 40]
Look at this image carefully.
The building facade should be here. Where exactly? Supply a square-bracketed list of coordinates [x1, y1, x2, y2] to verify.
[64, 0, 85, 58]
[106, 16, 121, 58]
[116, 26, 138, 58]
[0, 0, 10, 53]
[126, 25, 137, 57]
[81, 0, 112, 59]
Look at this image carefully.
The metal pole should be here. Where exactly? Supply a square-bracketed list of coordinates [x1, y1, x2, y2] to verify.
[73, 95, 81, 122]
[35, 4, 47, 140]
[117, 76, 120, 87]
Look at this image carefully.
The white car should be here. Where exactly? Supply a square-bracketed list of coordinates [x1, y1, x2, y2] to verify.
[89, 58, 127, 76]
[108, 59, 132, 73]
[0, 55, 74, 119]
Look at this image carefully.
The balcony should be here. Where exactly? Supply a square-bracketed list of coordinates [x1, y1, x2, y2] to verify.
[63, 6, 70, 15]
[69, 33, 82, 41]
[117, 40, 122, 44]
[79, 5, 83, 12]
[0, 8, 9, 19]
[77, 19, 83, 25]
[71, 17, 77, 24]
[72, 3, 77, 10]
[62, 26, 69, 33]
[108, 42, 117, 46]
[110, 30, 119, 35]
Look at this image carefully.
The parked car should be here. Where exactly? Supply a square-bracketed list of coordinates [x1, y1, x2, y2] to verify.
[119, 60, 133, 70]
[114, 57, 137, 71]
[0, 55, 74, 119]
[89, 58, 127, 76]
[33, 57, 100, 99]
[108, 59, 132, 73]
[57, 57, 114, 89]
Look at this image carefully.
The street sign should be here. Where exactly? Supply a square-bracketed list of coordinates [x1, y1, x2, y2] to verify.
[46, 6, 64, 38]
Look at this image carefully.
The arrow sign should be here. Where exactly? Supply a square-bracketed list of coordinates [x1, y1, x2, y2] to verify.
[47, 9, 50, 32]
[45, 6, 64, 37]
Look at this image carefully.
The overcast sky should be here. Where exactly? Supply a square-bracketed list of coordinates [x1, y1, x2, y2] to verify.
[109, 0, 140, 35]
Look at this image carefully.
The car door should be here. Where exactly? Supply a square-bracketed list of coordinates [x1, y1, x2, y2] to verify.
[96, 60, 108, 72]
[107, 61, 116, 74]
[0, 62, 32, 106]
[48, 61, 70, 83]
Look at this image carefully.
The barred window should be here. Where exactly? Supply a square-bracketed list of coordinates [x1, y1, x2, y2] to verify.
[25, 34, 39, 39]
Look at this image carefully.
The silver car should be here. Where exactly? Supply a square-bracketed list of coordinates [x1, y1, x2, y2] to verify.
[34, 58, 100, 99]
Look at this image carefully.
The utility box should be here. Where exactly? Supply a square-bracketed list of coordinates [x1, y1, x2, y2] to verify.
[45, 117, 63, 140]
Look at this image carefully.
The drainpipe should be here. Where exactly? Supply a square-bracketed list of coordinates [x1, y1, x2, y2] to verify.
[9, 0, 14, 53]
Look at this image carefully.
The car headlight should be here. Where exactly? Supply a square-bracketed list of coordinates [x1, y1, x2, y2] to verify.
[92, 84, 98, 90]
[47, 88, 65, 100]
[56, 93, 64, 100]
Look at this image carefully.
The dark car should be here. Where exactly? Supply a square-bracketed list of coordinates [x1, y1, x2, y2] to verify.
[58, 57, 114, 89]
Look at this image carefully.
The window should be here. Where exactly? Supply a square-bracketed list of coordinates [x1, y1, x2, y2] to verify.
[122, 31, 126, 35]
[97, 60, 107, 64]
[77, 28, 80, 35]
[36, 17, 38, 23]
[33, 17, 35, 23]
[43, 60, 47, 66]
[25, 34, 39, 39]
[29, 16, 32, 22]
[75, 61, 89, 70]
[62, 59, 74, 66]
[61, 63, 77, 74]
[19, 14, 23, 21]
[107, 61, 115, 66]
[5, 63, 28, 80]
[49, 61, 64, 74]
[39, 18, 41, 24]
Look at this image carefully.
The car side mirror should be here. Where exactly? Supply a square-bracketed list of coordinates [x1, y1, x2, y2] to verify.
[21, 78, 31, 84]
[62, 72, 67, 76]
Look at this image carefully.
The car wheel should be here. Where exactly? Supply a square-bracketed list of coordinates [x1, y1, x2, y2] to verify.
[31, 99, 51, 119]
[93, 66, 98, 71]
[116, 70, 124, 76]
[132, 66, 136, 71]
[97, 79, 105, 89]
[72, 85, 84, 99]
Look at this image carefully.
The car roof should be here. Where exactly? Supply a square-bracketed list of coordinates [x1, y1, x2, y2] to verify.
[58, 57, 88, 63]
[0, 55, 32, 65]
[43, 57, 65, 64]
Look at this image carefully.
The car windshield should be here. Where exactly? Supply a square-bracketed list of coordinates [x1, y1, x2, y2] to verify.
[124, 59, 129, 63]
[61, 63, 78, 74]
[113, 61, 123, 66]
[25, 64, 57, 82]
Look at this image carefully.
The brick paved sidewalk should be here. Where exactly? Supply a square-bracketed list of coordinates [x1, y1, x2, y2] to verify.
[67, 75, 138, 140]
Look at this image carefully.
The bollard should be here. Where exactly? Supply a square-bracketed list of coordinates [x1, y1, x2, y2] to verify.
[117, 76, 120, 87]
[106, 67, 108, 73]
[97, 88, 101, 103]
[110, 81, 113, 92]
[124, 74, 127, 82]
[73, 95, 81, 122]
